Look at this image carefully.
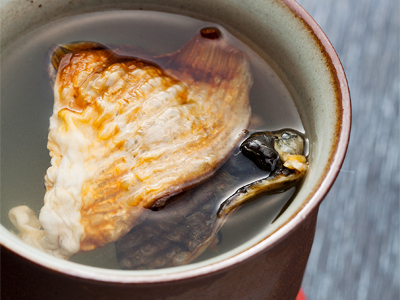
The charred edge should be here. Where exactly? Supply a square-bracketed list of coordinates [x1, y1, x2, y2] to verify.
[51, 41, 110, 70]
[200, 27, 222, 40]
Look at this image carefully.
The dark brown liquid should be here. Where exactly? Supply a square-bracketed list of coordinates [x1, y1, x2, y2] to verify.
[0, 11, 305, 269]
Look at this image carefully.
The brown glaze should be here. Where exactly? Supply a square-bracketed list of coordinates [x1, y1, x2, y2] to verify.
[255, 0, 351, 241]
[281, 0, 351, 212]
[1, 207, 318, 300]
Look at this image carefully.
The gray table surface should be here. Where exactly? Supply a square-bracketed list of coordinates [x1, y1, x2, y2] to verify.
[295, 0, 399, 299]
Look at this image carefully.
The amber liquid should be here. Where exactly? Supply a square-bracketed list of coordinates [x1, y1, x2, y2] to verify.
[0, 11, 305, 269]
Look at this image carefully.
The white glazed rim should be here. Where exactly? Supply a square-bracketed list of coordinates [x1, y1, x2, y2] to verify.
[0, 0, 351, 284]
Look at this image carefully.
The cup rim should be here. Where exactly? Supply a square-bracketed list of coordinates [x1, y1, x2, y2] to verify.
[0, 0, 351, 284]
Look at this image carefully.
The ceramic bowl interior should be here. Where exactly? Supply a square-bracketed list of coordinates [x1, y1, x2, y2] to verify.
[0, 0, 350, 282]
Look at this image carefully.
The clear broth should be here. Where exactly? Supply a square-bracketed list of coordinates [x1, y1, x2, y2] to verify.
[0, 11, 305, 269]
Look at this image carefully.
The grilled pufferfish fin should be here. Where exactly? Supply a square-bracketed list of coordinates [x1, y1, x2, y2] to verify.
[9, 28, 253, 259]
[116, 130, 308, 270]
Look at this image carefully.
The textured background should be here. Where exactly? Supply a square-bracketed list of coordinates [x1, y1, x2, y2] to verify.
[295, 0, 399, 299]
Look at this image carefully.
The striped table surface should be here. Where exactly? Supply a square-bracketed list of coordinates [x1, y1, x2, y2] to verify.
[296, 0, 399, 299]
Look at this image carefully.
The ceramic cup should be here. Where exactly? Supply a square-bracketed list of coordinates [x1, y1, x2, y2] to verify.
[0, 0, 351, 299]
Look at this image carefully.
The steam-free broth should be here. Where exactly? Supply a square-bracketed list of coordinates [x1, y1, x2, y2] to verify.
[0, 11, 306, 269]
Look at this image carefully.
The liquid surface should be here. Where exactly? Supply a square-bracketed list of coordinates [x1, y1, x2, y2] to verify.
[0, 11, 304, 269]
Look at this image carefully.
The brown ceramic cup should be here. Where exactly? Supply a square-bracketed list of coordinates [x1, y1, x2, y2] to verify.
[0, 0, 351, 299]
